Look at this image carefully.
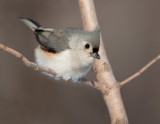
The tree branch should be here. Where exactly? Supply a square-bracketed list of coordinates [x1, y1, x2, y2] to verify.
[120, 54, 160, 86]
[0, 43, 111, 95]
[79, 0, 128, 124]
[81, 78, 112, 95]
[1, 1, 159, 124]
[0, 43, 56, 75]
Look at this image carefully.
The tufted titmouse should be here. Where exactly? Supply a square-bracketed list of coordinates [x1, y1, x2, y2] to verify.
[20, 18, 100, 82]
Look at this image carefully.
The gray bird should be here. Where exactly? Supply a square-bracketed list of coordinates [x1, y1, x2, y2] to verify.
[20, 18, 100, 82]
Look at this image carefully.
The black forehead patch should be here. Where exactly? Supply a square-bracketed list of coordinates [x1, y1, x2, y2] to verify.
[93, 47, 99, 53]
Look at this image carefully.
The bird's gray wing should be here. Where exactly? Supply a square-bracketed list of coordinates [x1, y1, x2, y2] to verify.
[20, 18, 70, 52]
[35, 28, 71, 53]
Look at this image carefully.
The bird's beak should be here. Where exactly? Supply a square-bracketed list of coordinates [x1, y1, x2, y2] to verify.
[92, 52, 100, 59]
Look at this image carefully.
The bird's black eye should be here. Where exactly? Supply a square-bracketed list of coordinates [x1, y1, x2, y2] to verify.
[85, 43, 90, 49]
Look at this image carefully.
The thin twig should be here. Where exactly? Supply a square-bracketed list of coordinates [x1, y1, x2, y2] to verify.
[120, 54, 160, 86]
[81, 78, 110, 95]
[0, 43, 57, 75]
[0, 43, 109, 92]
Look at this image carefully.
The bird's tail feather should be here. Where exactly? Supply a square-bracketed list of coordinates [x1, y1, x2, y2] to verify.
[19, 17, 41, 31]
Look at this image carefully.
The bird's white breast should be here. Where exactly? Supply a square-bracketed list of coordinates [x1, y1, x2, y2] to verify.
[34, 46, 94, 82]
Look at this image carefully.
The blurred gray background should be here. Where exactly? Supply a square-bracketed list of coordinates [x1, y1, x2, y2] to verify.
[0, 0, 160, 124]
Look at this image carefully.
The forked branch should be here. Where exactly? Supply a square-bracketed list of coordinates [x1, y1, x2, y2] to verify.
[79, 0, 128, 123]
[1, 1, 160, 123]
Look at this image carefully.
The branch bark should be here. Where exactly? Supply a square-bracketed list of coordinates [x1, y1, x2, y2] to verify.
[79, 0, 128, 124]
